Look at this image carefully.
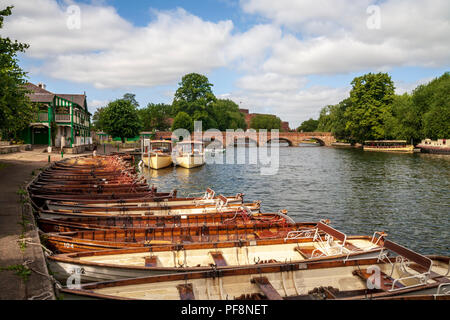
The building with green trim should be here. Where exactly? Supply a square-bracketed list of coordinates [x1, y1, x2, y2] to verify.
[21, 83, 92, 149]
[94, 131, 155, 143]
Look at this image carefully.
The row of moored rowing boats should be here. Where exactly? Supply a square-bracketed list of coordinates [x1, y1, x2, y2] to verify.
[28, 155, 450, 300]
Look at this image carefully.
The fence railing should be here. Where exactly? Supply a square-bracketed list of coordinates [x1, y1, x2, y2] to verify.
[55, 114, 71, 122]
[37, 113, 48, 122]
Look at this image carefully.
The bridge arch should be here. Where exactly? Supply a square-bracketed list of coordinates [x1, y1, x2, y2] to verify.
[265, 138, 293, 146]
[230, 136, 259, 147]
[299, 137, 326, 146]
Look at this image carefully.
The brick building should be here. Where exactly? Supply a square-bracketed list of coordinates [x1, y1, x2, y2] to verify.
[239, 109, 291, 131]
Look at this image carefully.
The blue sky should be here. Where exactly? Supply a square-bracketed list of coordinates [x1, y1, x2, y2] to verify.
[2, 0, 449, 127]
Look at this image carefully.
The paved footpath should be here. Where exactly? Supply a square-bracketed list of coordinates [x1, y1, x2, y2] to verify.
[0, 148, 93, 300]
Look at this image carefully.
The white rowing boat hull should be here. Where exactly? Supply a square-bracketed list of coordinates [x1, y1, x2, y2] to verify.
[48, 239, 383, 283]
[39, 205, 260, 219]
[46, 198, 243, 211]
[143, 154, 172, 170]
[175, 154, 205, 169]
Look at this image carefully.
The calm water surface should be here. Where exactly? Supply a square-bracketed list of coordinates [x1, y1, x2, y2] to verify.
[139, 147, 449, 256]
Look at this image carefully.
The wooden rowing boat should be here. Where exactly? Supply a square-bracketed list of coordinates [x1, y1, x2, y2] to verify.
[38, 200, 261, 219]
[47, 224, 386, 282]
[59, 240, 450, 300]
[29, 191, 176, 209]
[38, 210, 291, 233]
[44, 221, 320, 253]
[29, 185, 151, 195]
[44, 191, 244, 210]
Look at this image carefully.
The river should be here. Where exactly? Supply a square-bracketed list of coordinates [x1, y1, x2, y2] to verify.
[139, 147, 449, 256]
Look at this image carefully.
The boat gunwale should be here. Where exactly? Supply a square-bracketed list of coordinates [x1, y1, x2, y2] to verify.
[38, 212, 286, 232]
[59, 255, 449, 300]
[47, 234, 385, 272]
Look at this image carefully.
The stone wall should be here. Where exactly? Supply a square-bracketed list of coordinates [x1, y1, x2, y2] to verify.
[0, 144, 32, 154]
[62, 144, 94, 154]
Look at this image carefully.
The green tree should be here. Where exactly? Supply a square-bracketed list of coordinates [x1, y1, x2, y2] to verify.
[102, 99, 142, 143]
[123, 93, 139, 108]
[92, 107, 106, 131]
[211, 99, 247, 131]
[423, 104, 450, 139]
[173, 73, 216, 106]
[316, 105, 333, 132]
[138, 103, 172, 131]
[297, 118, 319, 132]
[0, 6, 36, 141]
[412, 72, 450, 140]
[383, 93, 416, 141]
[250, 114, 282, 131]
[172, 73, 217, 130]
[329, 99, 352, 140]
[171, 112, 193, 132]
[345, 72, 395, 143]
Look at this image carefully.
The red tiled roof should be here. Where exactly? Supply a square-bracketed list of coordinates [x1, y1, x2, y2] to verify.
[25, 83, 54, 103]
[25, 82, 87, 111]
[57, 94, 86, 109]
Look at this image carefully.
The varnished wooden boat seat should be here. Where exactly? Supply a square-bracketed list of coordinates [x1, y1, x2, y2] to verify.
[352, 269, 405, 291]
[407, 264, 450, 284]
[255, 230, 284, 239]
[383, 240, 432, 273]
[251, 277, 283, 300]
[294, 246, 316, 259]
[144, 256, 158, 267]
[353, 240, 436, 292]
[342, 242, 361, 251]
[177, 284, 195, 300]
[209, 252, 228, 267]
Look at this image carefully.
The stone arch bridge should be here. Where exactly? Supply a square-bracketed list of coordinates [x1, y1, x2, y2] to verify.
[154, 131, 336, 147]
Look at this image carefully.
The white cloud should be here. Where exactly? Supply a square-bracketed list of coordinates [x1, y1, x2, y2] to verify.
[1, 1, 233, 88]
[241, 0, 450, 74]
[225, 24, 281, 70]
[241, 0, 371, 35]
[395, 76, 436, 95]
[45, 7, 233, 88]
[236, 73, 307, 93]
[230, 73, 350, 127]
[2, 0, 448, 126]
[263, 35, 407, 76]
[0, 0, 132, 58]
[88, 99, 109, 108]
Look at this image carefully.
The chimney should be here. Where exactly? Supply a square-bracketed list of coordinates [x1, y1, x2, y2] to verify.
[38, 83, 46, 90]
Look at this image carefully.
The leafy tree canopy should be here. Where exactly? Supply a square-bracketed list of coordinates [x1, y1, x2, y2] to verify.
[101, 99, 142, 143]
[0, 6, 36, 141]
[310, 71, 449, 144]
[92, 107, 106, 131]
[412, 72, 450, 140]
[297, 118, 319, 132]
[171, 111, 193, 132]
[123, 93, 139, 108]
[250, 114, 282, 131]
[172, 73, 218, 130]
[173, 73, 216, 105]
[345, 72, 395, 143]
[211, 99, 247, 131]
[138, 103, 172, 132]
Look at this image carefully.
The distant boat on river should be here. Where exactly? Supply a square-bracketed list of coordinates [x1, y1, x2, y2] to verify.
[417, 139, 450, 155]
[363, 140, 414, 153]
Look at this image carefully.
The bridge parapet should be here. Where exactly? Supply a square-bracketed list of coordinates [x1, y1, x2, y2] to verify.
[154, 131, 336, 147]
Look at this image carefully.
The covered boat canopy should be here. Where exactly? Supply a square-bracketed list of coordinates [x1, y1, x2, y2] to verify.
[176, 140, 204, 153]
